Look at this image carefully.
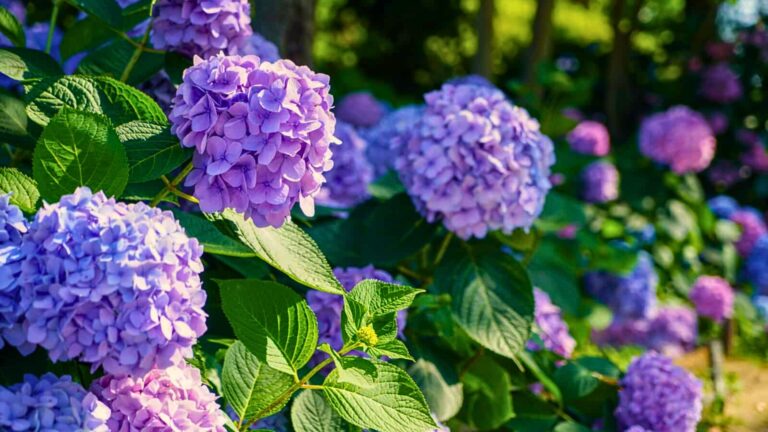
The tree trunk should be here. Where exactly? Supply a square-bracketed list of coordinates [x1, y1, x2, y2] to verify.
[251, 0, 316, 66]
[524, 0, 555, 90]
[472, 0, 495, 79]
[605, 0, 644, 140]
[686, 0, 719, 58]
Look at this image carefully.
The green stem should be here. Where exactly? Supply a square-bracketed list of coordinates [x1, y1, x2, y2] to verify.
[432, 232, 454, 267]
[150, 162, 195, 207]
[242, 343, 362, 431]
[45, 1, 61, 54]
[120, 19, 153, 82]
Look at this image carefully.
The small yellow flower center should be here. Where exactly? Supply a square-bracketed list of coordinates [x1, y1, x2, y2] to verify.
[356, 325, 378, 347]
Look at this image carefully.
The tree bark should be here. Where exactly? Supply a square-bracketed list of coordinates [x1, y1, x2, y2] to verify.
[524, 0, 555, 90]
[472, 0, 495, 79]
[251, 0, 316, 66]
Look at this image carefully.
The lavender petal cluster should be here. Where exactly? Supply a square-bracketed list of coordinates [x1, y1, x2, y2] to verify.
[616, 353, 703, 432]
[581, 160, 619, 203]
[242, 33, 281, 62]
[645, 306, 698, 357]
[0, 373, 111, 432]
[316, 122, 374, 208]
[335, 92, 388, 128]
[730, 209, 767, 257]
[363, 105, 424, 176]
[700, 64, 743, 103]
[152, 0, 253, 59]
[567, 120, 611, 156]
[91, 364, 225, 431]
[745, 236, 768, 295]
[18, 187, 207, 376]
[170, 54, 338, 228]
[584, 252, 658, 320]
[396, 83, 555, 240]
[307, 266, 406, 367]
[639, 106, 716, 174]
[527, 288, 576, 358]
[690, 276, 734, 322]
[0, 194, 29, 352]
[445, 74, 496, 88]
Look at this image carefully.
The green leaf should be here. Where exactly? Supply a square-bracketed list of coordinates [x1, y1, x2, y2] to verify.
[0, 92, 37, 149]
[458, 356, 514, 429]
[0, 7, 25, 47]
[319, 348, 378, 388]
[77, 39, 163, 85]
[367, 339, 413, 361]
[222, 341, 294, 421]
[26, 75, 167, 127]
[367, 170, 404, 200]
[553, 422, 592, 432]
[348, 279, 422, 317]
[165, 52, 191, 85]
[0, 48, 63, 81]
[553, 357, 619, 402]
[210, 210, 345, 295]
[435, 243, 534, 359]
[172, 210, 257, 258]
[507, 392, 558, 431]
[33, 108, 129, 202]
[0, 168, 39, 212]
[535, 192, 585, 232]
[219, 279, 319, 376]
[408, 355, 463, 422]
[291, 390, 350, 432]
[322, 361, 437, 432]
[66, 0, 123, 29]
[115, 121, 189, 183]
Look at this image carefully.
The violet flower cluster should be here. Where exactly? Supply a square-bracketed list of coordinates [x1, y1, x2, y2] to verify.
[639, 106, 716, 174]
[584, 252, 658, 320]
[616, 353, 702, 432]
[335, 92, 388, 128]
[242, 33, 281, 62]
[152, 0, 253, 58]
[170, 54, 338, 228]
[445, 74, 495, 88]
[594, 306, 697, 357]
[0, 373, 110, 432]
[567, 120, 611, 156]
[581, 160, 619, 203]
[745, 236, 768, 295]
[0, 194, 28, 352]
[527, 288, 575, 358]
[17, 187, 207, 376]
[730, 209, 767, 257]
[363, 105, 424, 176]
[700, 64, 743, 103]
[396, 83, 555, 240]
[690, 276, 734, 323]
[90, 364, 226, 431]
[307, 266, 406, 367]
[707, 195, 739, 219]
[316, 122, 374, 208]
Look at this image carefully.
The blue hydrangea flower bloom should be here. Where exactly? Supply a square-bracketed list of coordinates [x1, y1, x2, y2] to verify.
[18, 187, 207, 376]
[0, 373, 111, 432]
[616, 353, 703, 432]
[0, 194, 30, 353]
[316, 122, 374, 208]
[336, 92, 388, 128]
[362, 105, 423, 177]
[745, 235, 768, 295]
[584, 252, 658, 320]
[396, 83, 555, 239]
[707, 195, 739, 219]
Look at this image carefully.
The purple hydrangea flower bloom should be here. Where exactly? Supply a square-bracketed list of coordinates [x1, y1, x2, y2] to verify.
[567, 120, 611, 156]
[396, 83, 555, 240]
[0, 373, 111, 432]
[170, 54, 338, 228]
[700, 64, 743, 103]
[625, 427, 651, 432]
[18, 187, 207, 376]
[363, 105, 423, 176]
[707, 161, 742, 188]
[730, 209, 767, 257]
[740, 142, 768, 173]
[527, 288, 575, 358]
[91, 364, 225, 431]
[639, 106, 716, 174]
[593, 317, 650, 348]
[316, 122, 374, 208]
[690, 276, 734, 322]
[581, 160, 619, 203]
[616, 353, 703, 432]
[584, 252, 658, 320]
[646, 306, 697, 358]
[307, 266, 406, 367]
[745, 236, 768, 295]
[706, 111, 729, 134]
[707, 195, 739, 219]
[446, 74, 495, 88]
[242, 33, 280, 62]
[152, 0, 253, 58]
[335, 92, 388, 128]
[0, 194, 30, 353]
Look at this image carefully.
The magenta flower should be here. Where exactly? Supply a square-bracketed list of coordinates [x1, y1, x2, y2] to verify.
[730, 209, 767, 257]
[527, 288, 575, 358]
[700, 64, 742, 104]
[690, 276, 734, 322]
[567, 121, 610, 156]
[639, 106, 716, 174]
[581, 160, 619, 203]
